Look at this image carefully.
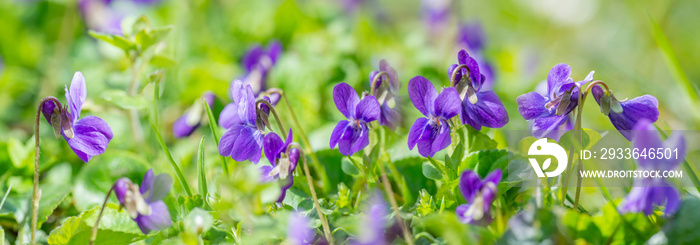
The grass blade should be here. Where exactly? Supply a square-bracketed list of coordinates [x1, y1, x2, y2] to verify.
[204, 99, 230, 175]
[151, 123, 193, 197]
[197, 136, 208, 199]
[648, 14, 699, 102]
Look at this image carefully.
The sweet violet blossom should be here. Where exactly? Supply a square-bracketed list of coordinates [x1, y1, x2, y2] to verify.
[41, 72, 113, 162]
[287, 212, 314, 245]
[619, 119, 685, 216]
[448, 50, 508, 130]
[353, 192, 389, 245]
[531, 80, 573, 141]
[369, 59, 401, 130]
[516, 64, 592, 138]
[457, 21, 495, 90]
[218, 80, 264, 163]
[330, 83, 380, 156]
[421, 0, 451, 31]
[456, 169, 502, 225]
[172, 92, 215, 138]
[591, 86, 659, 141]
[239, 41, 283, 95]
[259, 129, 300, 202]
[114, 169, 173, 234]
[407, 76, 460, 158]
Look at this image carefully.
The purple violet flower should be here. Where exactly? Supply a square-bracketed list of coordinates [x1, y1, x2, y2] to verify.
[456, 169, 502, 225]
[516, 64, 592, 139]
[369, 59, 401, 131]
[239, 41, 283, 95]
[591, 86, 659, 141]
[172, 92, 215, 138]
[330, 83, 380, 156]
[530, 80, 574, 141]
[354, 192, 389, 245]
[619, 119, 685, 216]
[448, 50, 508, 130]
[41, 72, 113, 162]
[218, 80, 264, 163]
[259, 129, 300, 202]
[79, 0, 124, 35]
[288, 212, 314, 245]
[407, 76, 460, 158]
[114, 169, 173, 234]
[421, 0, 451, 31]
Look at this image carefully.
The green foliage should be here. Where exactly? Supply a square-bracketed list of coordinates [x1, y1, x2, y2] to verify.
[663, 197, 700, 244]
[47, 204, 147, 245]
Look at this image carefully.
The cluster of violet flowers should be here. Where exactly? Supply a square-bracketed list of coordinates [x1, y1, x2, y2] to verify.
[329, 49, 509, 226]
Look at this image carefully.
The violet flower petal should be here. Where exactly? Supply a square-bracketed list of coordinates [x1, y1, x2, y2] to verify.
[408, 76, 437, 117]
[460, 90, 509, 130]
[546, 63, 574, 98]
[516, 92, 549, 120]
[333, 83, 360, 119]
[459, 170, 482, 203]
[330, 120, 350, 149]
[407, 117, 429, 151]
[218, 125, 263, 163]
[632, 120, 686, 171]
[378, 103, 401, 131]
[433, 87, 460, 119]
[337, 123, 364, 156]
[288, 213, 313, 245]
[135, 201, 172, 234]
[66, 72, 87, 121]
[355, 96, 381, 122]
[592, 86, 659, 140]
[65, 119, 112, 162]
[620, 179, 681, 216]
[264, 132, 285, 166]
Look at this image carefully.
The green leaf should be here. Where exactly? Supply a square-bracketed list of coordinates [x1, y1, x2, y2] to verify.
[197, 136, 208, 201]
[663, 197, 700, 244]
[559, 128, 601, 151]
[149, 55, 176, 68]
[89, 31, 134, 52]
[101, 90, 149, 110]
[418, 212, 493, 244]
[341, 157, 361, 176]
[48, 204, 147, 245]
[36, 183, 71, 229]
[422, 162, 443, 180]
[393, 157, 437, 204]
[7, 137, 32, 168]
[465, 125, 498, 152]
[73, 151, 149, 211]
[562, 209, 603, 244]
[0, 226, 4, 245]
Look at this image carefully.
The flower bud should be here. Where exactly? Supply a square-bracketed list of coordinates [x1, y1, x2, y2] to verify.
[60, 108, 74, 139]
[50, 107, 62, 139]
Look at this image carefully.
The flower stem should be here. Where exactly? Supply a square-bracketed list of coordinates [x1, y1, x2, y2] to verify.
[255, 99, 287, 139]
[128, 59, 144, 143]
[376, 128, 414, 245]
[203, 99, 230, 175]
[265, 88, 330, 192]
[31, 96, 62, 244]
[89, 185, 115, 245]
[369, 71, 389, 97]
[289, 143, 333, 245]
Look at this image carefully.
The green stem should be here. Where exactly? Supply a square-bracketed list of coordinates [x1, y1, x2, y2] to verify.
[89, 185, 115, 245]
[255, 99, 286, 139]
[376, 127, 414, 245]
[197, 136, 209, 200]
[289, 143, 333, 245]
[31, 96, 62, 244]
[152, 123, 193, 197]
[265, 89, 330, 192]
[203, 100, 230, 175]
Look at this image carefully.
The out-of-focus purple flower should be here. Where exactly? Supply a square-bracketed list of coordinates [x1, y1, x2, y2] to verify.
[369, 59, 401, 131]
[456, 169, 501, 225]
[448, 50, 508, 130]
[456, 21, 496, 90]
[239, 41, 283, 95]
[79, 0, 123, 35]
[218, 80, 264, 163]
[421, 0, 451, 31]
[591, 86, 659, 141]
[330, 83, 380, 156]
[341, 0, 365, 14]
[114, 169, 173, 234]
[353, 192, 388, 245]
[619, 120, 685, 216]
[517, 64, 591, 138]
[172, 92, 215, 138]
[407, 76, 460, 158]
[41, 72, 113, 162]
[259, 129, 300, 202]
[287, 212, 314, 245]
